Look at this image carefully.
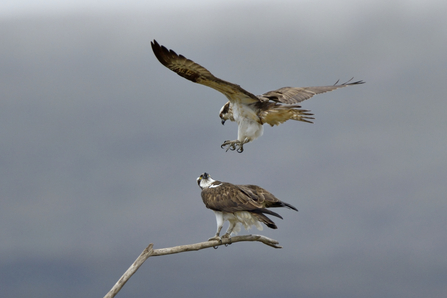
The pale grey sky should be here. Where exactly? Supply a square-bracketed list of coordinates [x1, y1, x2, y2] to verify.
[1, 0, 259, 17]
[1, 1, 447, 297]
[1, 0, 442, 17]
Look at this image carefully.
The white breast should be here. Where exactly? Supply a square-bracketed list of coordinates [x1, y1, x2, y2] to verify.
[233, 103, 264, 142]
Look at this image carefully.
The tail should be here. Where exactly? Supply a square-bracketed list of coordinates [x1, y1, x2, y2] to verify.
[262, 104, 314, 126]
[289, 106, 314, 124]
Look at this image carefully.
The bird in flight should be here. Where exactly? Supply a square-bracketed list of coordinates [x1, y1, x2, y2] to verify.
[151, 40, 364, 153]
[197, 172, 298, 241]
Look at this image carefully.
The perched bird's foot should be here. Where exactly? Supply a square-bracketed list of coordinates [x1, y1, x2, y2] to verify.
[221, 234, 232, 246]
[208, 235, 221, 242]
[221, 233, 231, 239]
[221, 140, 243, 153]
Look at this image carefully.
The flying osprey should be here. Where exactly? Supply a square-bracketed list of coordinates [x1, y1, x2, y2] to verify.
[152, 40, 364, 152]
[197, 172, 298, 241]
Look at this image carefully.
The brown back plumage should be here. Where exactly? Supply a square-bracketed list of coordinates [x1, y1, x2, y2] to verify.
[201, 181, 298, 229]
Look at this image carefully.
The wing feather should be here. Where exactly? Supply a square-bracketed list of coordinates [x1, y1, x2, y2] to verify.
[201, 182, 296, 229]
[239, 185, 298, 211]
[151, 40, 259, 104]
[201, 183, 263, 213]
[259, 78, 365, 104]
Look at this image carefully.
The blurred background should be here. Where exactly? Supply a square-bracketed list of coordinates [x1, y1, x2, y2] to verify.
[1, 0, 446, 297]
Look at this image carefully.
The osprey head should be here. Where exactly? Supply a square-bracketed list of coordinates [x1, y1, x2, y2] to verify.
[197, 172, 215, 189]
[219, 102, 234, 125]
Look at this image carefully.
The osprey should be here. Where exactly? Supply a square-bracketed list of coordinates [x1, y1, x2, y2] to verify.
[152, 40, 364, 152]
[197, 172, 298, 241]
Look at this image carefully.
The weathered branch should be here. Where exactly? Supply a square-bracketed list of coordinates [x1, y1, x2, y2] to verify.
[103, 234, 281, 298]
[104, 243, 154, 298]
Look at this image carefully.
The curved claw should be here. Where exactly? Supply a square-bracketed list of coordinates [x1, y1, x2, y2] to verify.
[221, 141, 243, 153]
[221, 141, 231, 150]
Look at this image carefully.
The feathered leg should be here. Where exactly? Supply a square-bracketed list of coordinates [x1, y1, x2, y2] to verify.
[221, 221, 237, 239]
[209, 212, 224, 241]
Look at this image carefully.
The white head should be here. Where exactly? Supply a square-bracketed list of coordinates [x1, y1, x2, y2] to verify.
[219, 102, 234, 125]
[197, 172, 216, 189]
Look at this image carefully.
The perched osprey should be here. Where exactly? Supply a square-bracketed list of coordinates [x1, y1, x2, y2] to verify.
[197, 172, 298, 241]
[152, 40, 364, 152]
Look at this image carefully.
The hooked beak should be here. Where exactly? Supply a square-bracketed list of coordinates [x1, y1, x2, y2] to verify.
[221, 119, 226, 125]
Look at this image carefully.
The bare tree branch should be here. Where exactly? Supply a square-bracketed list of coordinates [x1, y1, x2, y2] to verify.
[104, 243, 154, 298]
[103, 234, 281, 298]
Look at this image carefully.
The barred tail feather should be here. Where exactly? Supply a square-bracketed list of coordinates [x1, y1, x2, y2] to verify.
[262, 105, 314, 126]
[290, 107, 314, 124]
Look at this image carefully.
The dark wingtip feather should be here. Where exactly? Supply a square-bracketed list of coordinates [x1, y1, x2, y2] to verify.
[283, 202, 298, 212]
[265, 222, 278, 229]
[268, 201, 299, 212]
[151, 40, 180, 68]
[151, 39, 168, 66]
[252, 208, 283, 219]
[251, 212, 278, 229]
[334, 77, 365, 86]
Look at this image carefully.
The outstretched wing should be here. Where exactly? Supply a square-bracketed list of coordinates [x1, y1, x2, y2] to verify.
[259, 78, 365, 104]
[201, 183, 282, 219]
[151, 40, 259, 104]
